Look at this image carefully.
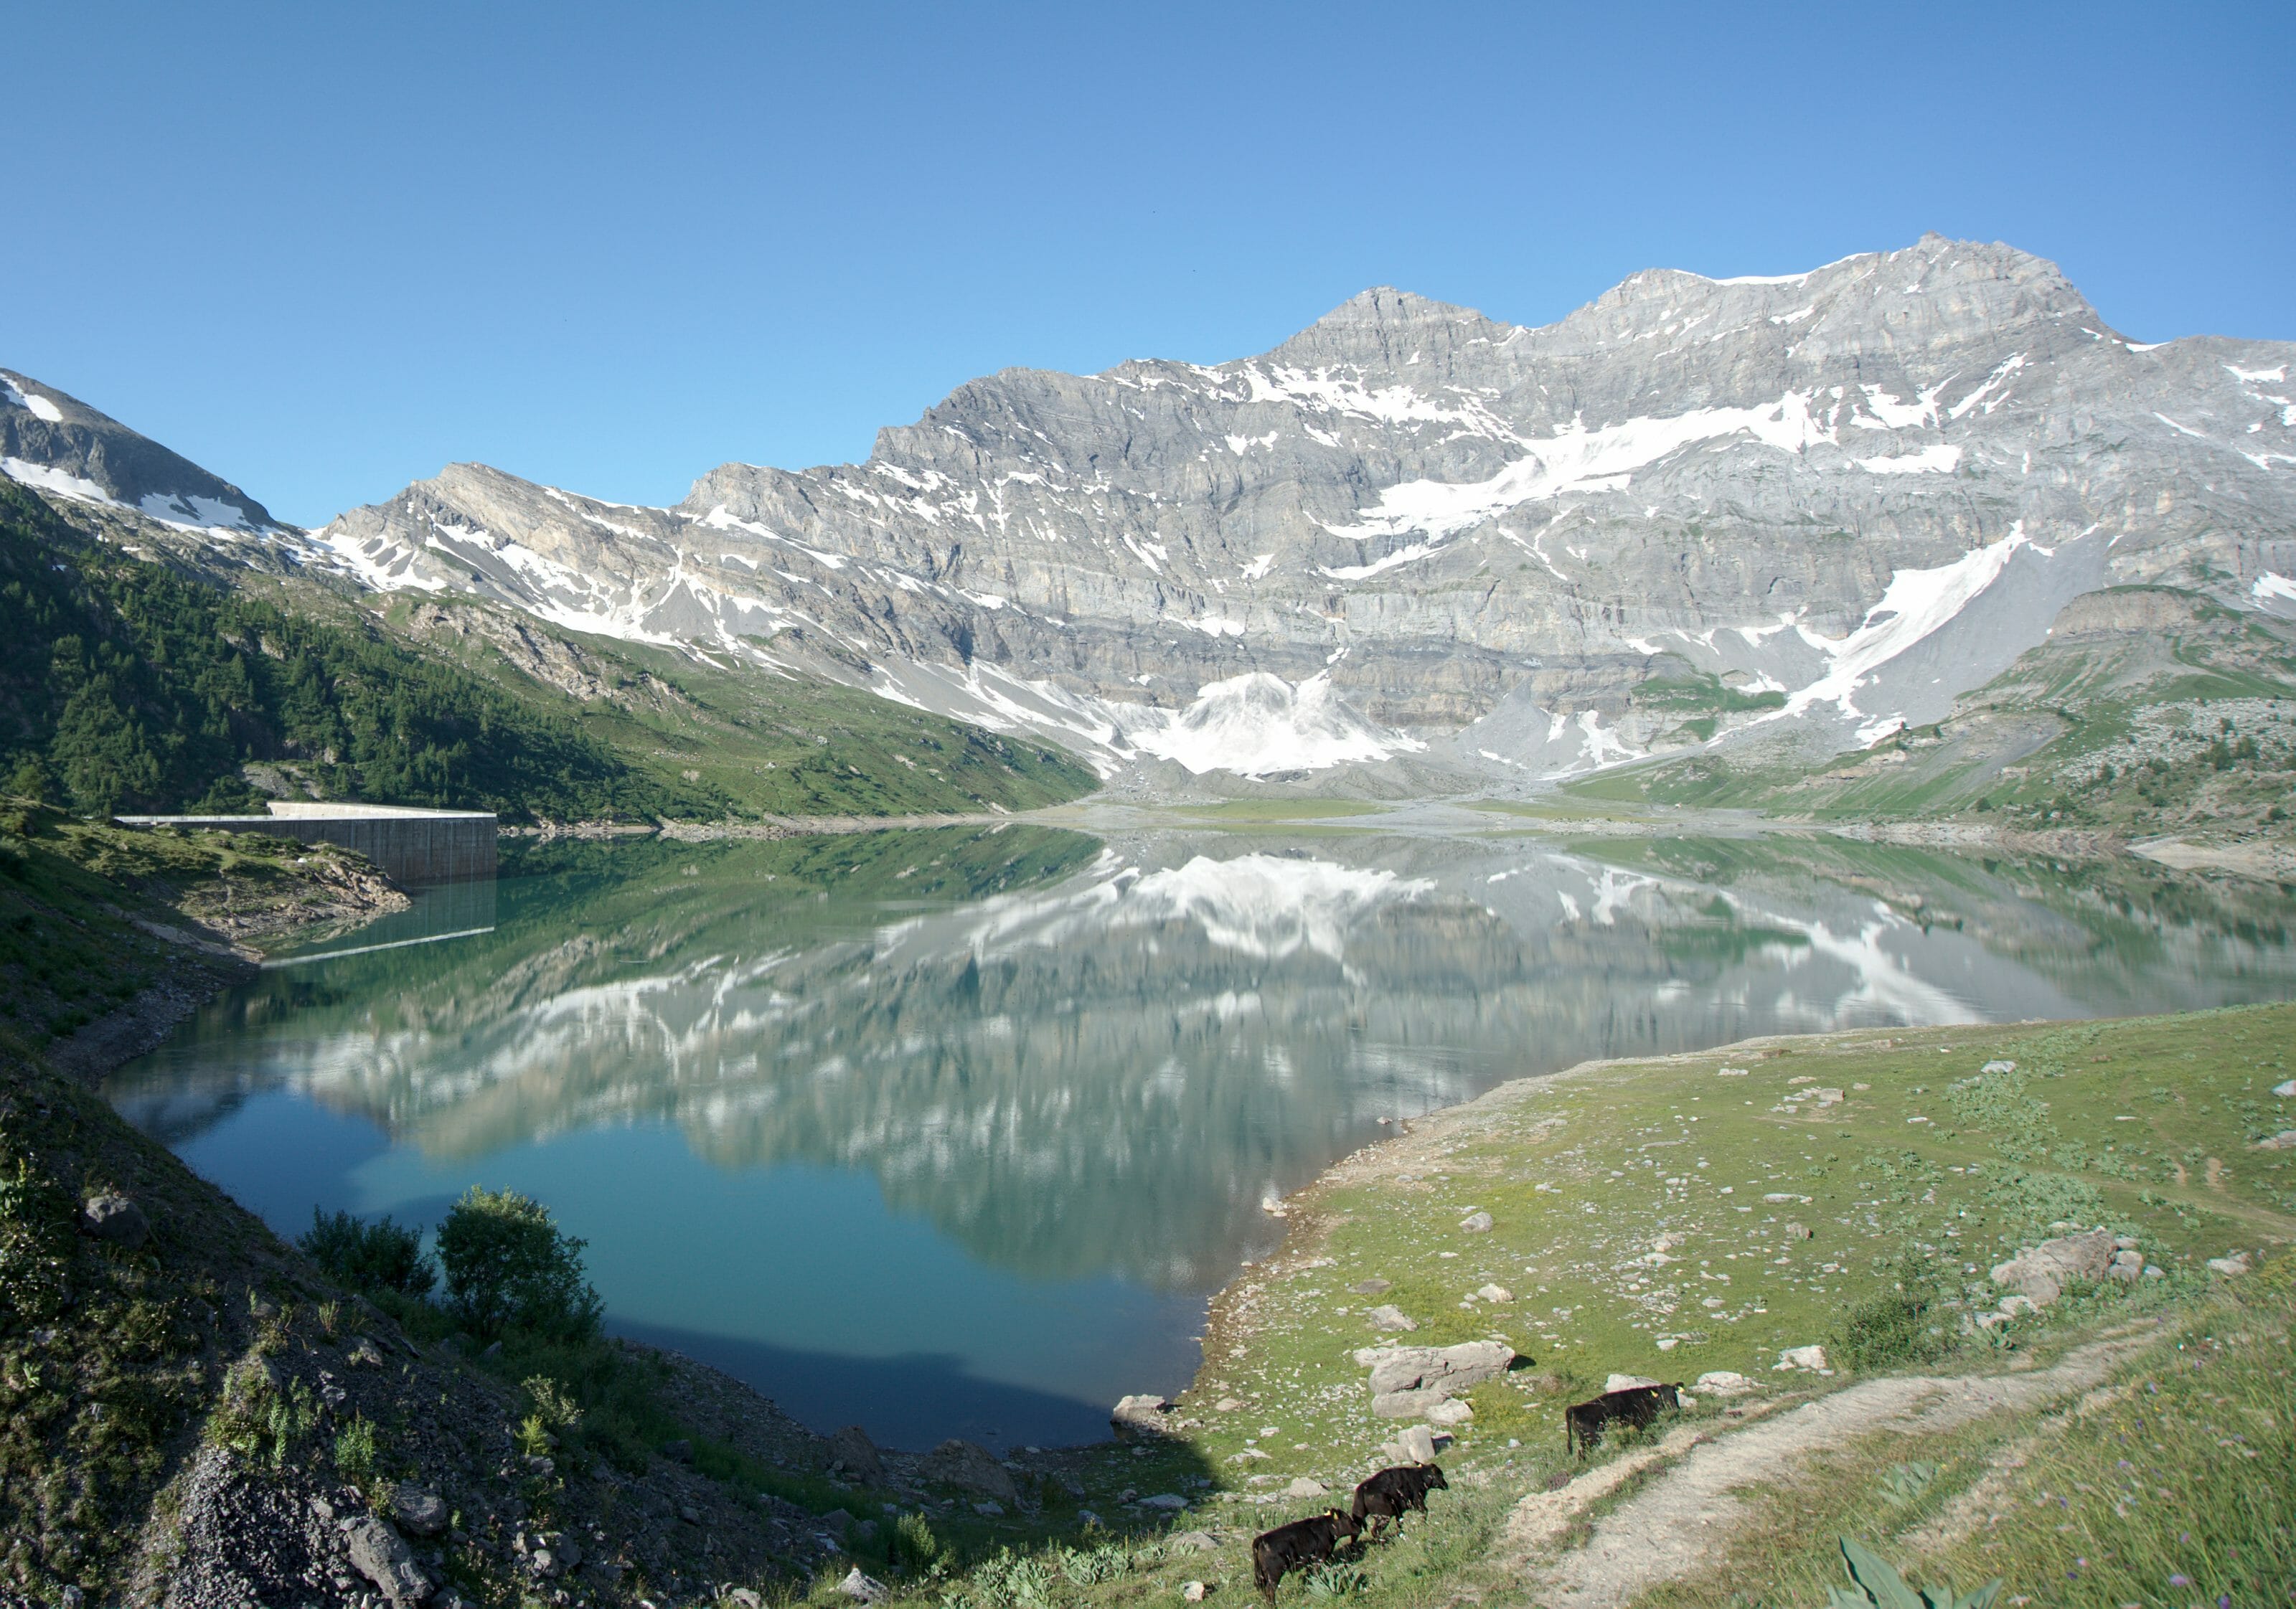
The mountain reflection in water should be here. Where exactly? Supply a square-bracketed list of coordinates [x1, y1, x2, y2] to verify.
[108, 824, 2296, 1448]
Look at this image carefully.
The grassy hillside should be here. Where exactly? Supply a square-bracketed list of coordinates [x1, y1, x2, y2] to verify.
[1568, 588, 2296, 844]
[378, 591, 1097, 818]
[1025, 1004, 2293, 1609]
[1, 483, 1098, 823]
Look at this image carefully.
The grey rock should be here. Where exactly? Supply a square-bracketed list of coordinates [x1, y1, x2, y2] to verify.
[1990, 1227, 2114, 1306]
[662, 1438, 694, 1463]
[1282, 1478, 1327, 1498]
[2255, 1130, 2296, 1151]
[1365, 1304, 1418, 1333]
[1365, 1340, 1515, 1398]
[390, 1484, 448, 1537]
[925, 1438, 1020, 1504]
[1, 367, 278, 529]
[2207, 1252, 2253, 1276]
[838, 1567, 890, 1604]
[829, 1424, 885, 1482]
[1139, 1492, 1188, 1511]
[1458, 1211, 1494, 1233]
[1425, 1399, 1474, 1427]
[1397, 1425, 1439, 1466]
[1350, 1278, 1392, 1295]
[1371, 1387, 1448, 1420]
[1168, 1529, 1220, 1552]
[1782, 1222, 1814, 1240]
[80, 1194, 150, 1252]
[526, 1532, 580, 1577]
[1112, 1393, 1176, 1438]
[343, 1514, 431, 1605]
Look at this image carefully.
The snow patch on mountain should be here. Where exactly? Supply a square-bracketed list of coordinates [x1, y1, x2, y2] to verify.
[1, 376, 63, 423]
[1855, 444, 1963, 475]
[1779, 523, 2036, 722]
[3, 456, 268, 534]
[1128, 672, 1421, 777]
[1326, 394, 1838, 542]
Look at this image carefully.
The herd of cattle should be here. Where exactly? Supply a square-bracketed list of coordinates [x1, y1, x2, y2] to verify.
[1248, 1379, 1683, 1599]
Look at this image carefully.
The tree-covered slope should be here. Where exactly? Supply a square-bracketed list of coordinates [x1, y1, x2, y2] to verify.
[0, 484, 1098, 821]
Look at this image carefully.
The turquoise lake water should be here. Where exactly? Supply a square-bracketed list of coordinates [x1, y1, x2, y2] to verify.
[106, 824, 2296, 1449]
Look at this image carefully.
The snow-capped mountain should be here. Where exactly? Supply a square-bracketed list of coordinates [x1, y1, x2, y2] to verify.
[2, 368, 280, 534]
[10, 235, 2294, 786]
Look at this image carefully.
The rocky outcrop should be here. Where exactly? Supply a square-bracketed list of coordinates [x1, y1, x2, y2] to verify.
[1359, 1340, 1515, 1417]
[1990, 1228, 2116, 1305]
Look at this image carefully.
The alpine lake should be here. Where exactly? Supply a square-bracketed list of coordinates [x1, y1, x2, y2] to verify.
[104, 808, 2296, 1452]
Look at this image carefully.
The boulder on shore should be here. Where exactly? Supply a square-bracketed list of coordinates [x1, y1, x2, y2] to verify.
[1112, 1394, 1175, 1438]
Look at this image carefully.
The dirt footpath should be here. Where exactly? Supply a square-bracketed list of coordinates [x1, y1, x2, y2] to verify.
[1503, 1332, 2158, 1608]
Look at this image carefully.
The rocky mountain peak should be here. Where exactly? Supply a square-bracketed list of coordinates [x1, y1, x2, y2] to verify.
[1266, 286, 1510, 373]
[2, 367, 278, 531]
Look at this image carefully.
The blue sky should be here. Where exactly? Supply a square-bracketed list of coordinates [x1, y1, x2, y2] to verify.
[5, 2, 2290, 528]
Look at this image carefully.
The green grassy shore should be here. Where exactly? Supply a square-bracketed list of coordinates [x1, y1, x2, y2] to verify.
[855, 1005, 2294, 1609]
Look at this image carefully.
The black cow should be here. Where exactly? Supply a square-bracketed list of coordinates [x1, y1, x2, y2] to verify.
[1563, 1382, 1681, 1458]
[1251, 1509, 1363, 1603]
[1350, 1463, 1449, 1539]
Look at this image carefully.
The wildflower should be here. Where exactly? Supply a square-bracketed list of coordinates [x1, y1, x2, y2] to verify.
[2170, 1575, 2191, 1587]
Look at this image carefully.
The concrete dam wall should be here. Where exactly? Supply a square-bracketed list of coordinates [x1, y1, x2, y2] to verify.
[115, 802, 497, 884]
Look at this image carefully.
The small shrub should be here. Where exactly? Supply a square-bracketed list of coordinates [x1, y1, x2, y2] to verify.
[1878, 1461, 1937, 1506]
[334, 1414, 378, 1478]
[434, 1186, 601, 1340]
[518, 1374, 584, 1456]
[297, 1208, 436, 1298]
[964, 1549, 1058, 1609]
[895, 1513, 950, 1577]
[1829, 1258, 1951, 1372]
[1303, 1562, 1370, 1599]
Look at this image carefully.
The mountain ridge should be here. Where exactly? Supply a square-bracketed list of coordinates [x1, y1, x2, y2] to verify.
[6, 235, 2292, 792]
